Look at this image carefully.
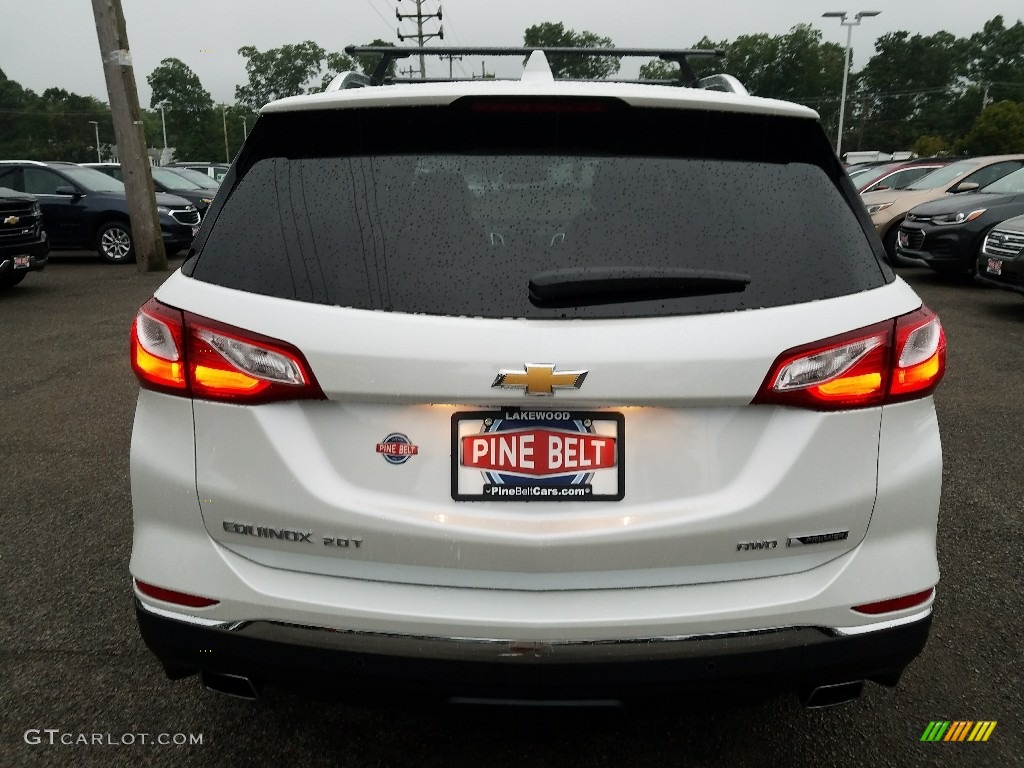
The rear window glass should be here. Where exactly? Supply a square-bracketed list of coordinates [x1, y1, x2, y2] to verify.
[189, 102, 887, 319]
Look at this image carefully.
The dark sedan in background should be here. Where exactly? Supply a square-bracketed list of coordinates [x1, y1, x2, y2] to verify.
[0, 161, 198, 263]
[896, 166, 1024, 276]
[84, 163, 217, 218]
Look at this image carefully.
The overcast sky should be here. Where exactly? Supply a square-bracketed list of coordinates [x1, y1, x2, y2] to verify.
[1, 0, 1019, 108]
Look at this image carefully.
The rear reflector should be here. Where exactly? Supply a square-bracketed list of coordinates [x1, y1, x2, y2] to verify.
[129, 298, 326, 404]
[852, 588, 934, 615]
[135, 579, 219, 608]
[753, 305, 945, 410]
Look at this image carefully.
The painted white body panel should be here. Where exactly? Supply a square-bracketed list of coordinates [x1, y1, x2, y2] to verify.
[130, 390, 940, 640]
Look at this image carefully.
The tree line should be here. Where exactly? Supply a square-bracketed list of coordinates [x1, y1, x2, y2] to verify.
[1, 18, 1022, 163]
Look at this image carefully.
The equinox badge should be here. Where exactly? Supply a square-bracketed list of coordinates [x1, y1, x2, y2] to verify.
[492, 364, 588, 396]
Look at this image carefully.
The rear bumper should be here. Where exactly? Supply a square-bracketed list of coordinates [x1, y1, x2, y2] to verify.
[136, 600, 932, 703]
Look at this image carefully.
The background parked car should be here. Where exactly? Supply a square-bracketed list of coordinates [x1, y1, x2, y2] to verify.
[0, 186, 48, 289]
[162, 166, 224, 191]
[861, 155, 1024, 261]
[0, 161, 198, 263]
[166, 162, 230, 184]
[976, 213, 1024, 296]
[84, 163, 217, 217]
[854, 158, 952, 195]
[897, 166, 1024, 276]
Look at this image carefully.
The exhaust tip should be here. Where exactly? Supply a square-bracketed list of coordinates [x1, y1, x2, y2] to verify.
[801, 681, 864, 708]
[201, 671, 260, 701]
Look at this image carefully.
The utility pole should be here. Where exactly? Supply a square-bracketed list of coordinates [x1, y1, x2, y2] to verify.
[398, 64, 421, 79]
[90, 0, 166, 272]
[440, 54, 462, 79]
[396, 0, 443, 79]
[221, 104, 229, 162]
[472, 61, 493, 79]
[88, 121, 101, 162]
[160, 105, 168, 149]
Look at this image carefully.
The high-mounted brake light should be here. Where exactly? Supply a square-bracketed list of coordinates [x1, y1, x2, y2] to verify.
[130, 298, 326, 404]
[458, 97, 615, 113]
[753, 306, 945, 410]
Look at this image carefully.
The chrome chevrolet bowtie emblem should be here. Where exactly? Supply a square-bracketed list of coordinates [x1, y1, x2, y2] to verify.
[492, 364, 588, 396]
[3, 216, 19, 225]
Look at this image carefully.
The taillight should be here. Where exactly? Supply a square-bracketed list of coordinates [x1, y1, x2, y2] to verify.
[888, 306, 946, 401]
[131, 299, 187, 395]
[130, 298, 326, 404]
[753, 306, 945, 410]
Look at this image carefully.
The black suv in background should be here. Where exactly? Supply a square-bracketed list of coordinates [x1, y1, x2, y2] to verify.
[0, 161, 199, 263]
[897, 166, 1024, 276]
[0, 187, 49, 289]
[83, 163, 217, 218]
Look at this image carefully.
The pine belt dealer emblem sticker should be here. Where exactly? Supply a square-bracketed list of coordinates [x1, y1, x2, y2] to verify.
[376, 433, 418, 465]
[492, 364, 587, 396]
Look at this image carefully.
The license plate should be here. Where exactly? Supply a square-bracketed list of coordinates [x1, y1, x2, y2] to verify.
[452, 409, 624, 501]
[13, 256, 30, 269]
[191, 226, 200, 237]
[987, 258, 1003, 275]
[897, 231, 909, 248]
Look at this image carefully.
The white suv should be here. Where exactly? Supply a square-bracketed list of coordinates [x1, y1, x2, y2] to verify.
[129, 47, 946, 708]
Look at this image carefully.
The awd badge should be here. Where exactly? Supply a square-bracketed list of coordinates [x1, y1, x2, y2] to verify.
[376, 433, 418, 465]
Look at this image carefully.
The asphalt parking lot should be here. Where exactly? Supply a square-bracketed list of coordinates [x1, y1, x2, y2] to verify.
[1, 255, 1021, 767]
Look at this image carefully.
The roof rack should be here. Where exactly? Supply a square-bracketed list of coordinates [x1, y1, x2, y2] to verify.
[341, 46, 738, 92]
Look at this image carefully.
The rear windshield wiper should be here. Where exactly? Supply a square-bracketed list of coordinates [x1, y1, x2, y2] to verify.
[528, 267, 751, 307]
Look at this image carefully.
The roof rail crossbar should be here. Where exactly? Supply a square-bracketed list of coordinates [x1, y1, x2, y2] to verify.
[345, 46, 726, 88]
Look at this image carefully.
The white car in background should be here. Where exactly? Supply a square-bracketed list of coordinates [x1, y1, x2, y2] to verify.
[128, 46, 946, 709]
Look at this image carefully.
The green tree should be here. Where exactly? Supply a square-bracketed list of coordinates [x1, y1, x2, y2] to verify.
[968, 16, 1024, 105]
[639, 59, 678, 81]
[147, 58, 216, 160]
[676, 27, 844, 137]
[957, 100, 1024, 155]
[523, 22, 620, 79]
[236, 41, 327, 110]
[910, 134, 950, 156]
[856, 31, 970, 150]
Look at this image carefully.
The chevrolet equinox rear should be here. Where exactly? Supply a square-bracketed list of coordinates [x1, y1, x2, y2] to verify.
[129, 48, 945, 708]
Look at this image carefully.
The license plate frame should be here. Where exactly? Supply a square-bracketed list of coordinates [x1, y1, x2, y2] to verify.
[13, 255, 30, 269]
[451, 409, 625, 502]
[987, 257, 1003, 275]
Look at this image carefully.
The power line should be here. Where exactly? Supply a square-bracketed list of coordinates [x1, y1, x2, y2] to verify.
[362, 0, 397, 38]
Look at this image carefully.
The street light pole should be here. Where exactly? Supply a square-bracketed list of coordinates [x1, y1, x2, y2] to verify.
[160, 105, 168, 149]
[241, 117, 247, 139]
[88, 120, 101, 162]
[823, 11, 880, 159]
